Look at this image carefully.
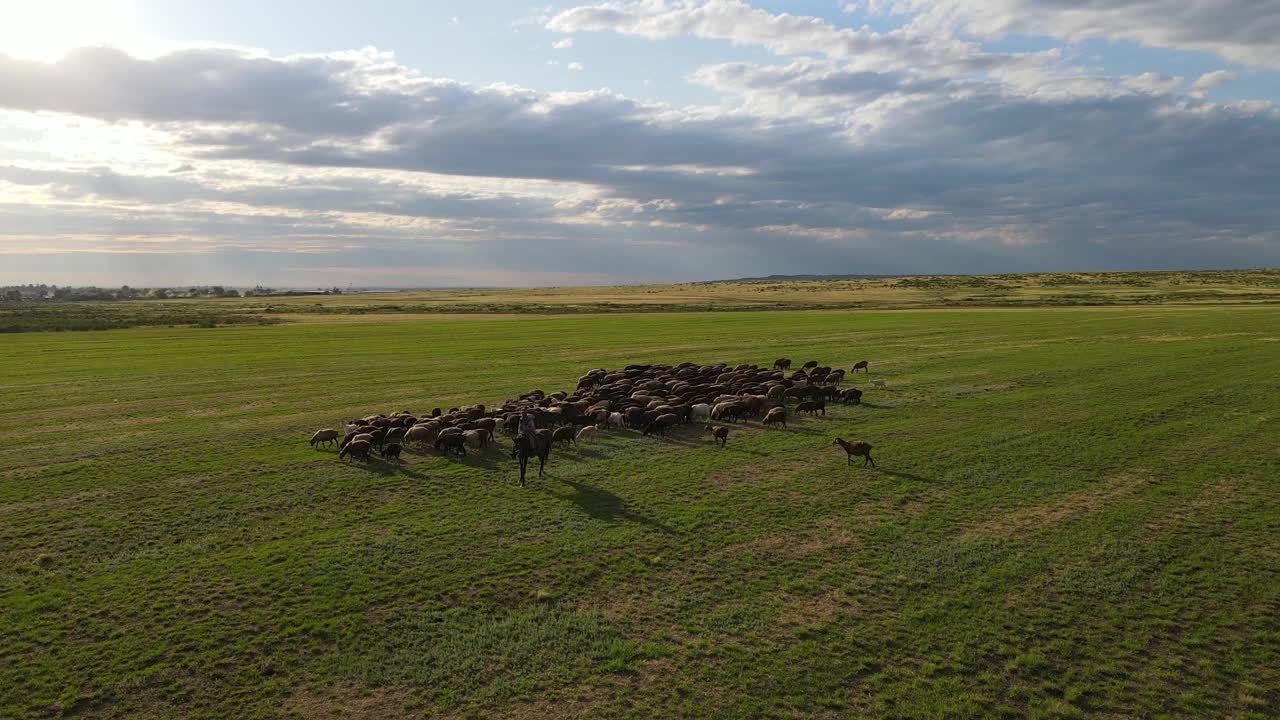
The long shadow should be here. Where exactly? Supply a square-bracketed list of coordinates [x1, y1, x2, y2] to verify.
[878, 469, 937, 483]
[858, 402, 893, 410]
[539, 477, 677, 535]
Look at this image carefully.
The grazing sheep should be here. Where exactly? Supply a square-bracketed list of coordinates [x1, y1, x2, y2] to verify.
[339, 440, 372, 461]
[705, 425, 729, 447]
[310, 428, 340, 448]
[342, 433, 374, 450]
[642, 419, 668, 436]
[381, 443, 402, 461]
[833, 438, 875, 467]
[464, 429, 488, 449]
[552, 426, 577, 446]
[802, 360, 819, 371]
[434, 433, 467, 457]
[852, 360, 869, 373]
[607, 411, 625, 429]
[871, 379, 886, 388]
[841, 388, 864, 405]
[773, 358, 792, 370]
[795, 400, 826, 416]
[384, 426, 407, 446]
[576, 425, 599, 443]
[762, 406, 787, 430]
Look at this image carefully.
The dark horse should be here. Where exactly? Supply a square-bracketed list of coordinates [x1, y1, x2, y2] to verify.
[511, 427, 552, 487]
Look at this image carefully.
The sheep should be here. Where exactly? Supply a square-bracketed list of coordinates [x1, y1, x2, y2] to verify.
[310, 428, 340, 448]
[802, 360, 819, 371]
[871, 379, 886, 388]
[773, 358, 792, 370]
[705, 425, 729, 447]
[341, 433, 374, 450]
[690, 403, 712, 421]
[404, 424, 435, 445]
[551, 426, 577, 446]
[339, 440, 372, 461]
[852, 360, 869, 373]
[383, 426, 407, 446]
[463, 429, 488, 449]
[575, 425, 599, 443]
[434, 433, 467, 456]
[762, 406, 787, 430]
[834, 438, 875, 467]
[607, 411, 625, 429]
[381, 443, 402, 461]
[841, 388, 864, 405]
[795, 400, 826, 416]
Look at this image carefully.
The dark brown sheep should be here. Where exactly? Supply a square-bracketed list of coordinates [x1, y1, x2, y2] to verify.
[841, 388, 864, 405]
[434, 433, 467, 456]
[773, 358, 792, 370]
[339, 440, 372, 461]
[551, 426, 577, 446]
[852, 360, 869, 373]
[833, 438, 875, 467]
[381, 443, 402, 461]
[762, 406, 787, 429]
[705, 425, 729, 447]
[795, 400, 826, 416]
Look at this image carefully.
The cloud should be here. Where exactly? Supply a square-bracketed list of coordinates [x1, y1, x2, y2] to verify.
[567, 61, 584, 71]
[888, 0, 1280, 69]
[547, 0, 1054, 75]
[552, 38, 573, 49]
[0, 15, 1278, 285]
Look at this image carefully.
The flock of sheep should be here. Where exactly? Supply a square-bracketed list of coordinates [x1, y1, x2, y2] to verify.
[309, 356, 877, 477]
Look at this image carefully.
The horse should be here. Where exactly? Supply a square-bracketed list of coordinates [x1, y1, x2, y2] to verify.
[511, 429, 552, 486]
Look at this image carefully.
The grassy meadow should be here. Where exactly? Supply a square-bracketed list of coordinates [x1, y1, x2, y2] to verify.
[2, 303, 1279, 718]
[3, 269, 1278, 332]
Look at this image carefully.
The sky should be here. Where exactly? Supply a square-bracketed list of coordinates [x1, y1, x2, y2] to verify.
[1, 0, 1278, 287]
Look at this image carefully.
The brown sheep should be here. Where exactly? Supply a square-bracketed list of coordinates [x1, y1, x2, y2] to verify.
[852, 360, 869, 373]
[762, 406, 787, 429]
[773, 358, 792, 370]
[833, 438, 875, 467]
[339, 440, 372, 461]
[796, 400, 826, 416]
[463, 429, 488, 449]
[705, 425, 729, 447]
[551, 426, 577, 446]
[381, 443, 402, 461]
[434, 433, 467, 456]
[404, 424, 435, 445]
[310, 428, 340, 448]
[575, 425, 599, 443]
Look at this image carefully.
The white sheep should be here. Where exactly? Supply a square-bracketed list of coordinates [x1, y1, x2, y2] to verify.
[576, 425, 599, 443]
[690, 403, 712, 421]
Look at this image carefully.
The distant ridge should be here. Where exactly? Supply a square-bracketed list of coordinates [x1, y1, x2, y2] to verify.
[703, 273, 898, 283]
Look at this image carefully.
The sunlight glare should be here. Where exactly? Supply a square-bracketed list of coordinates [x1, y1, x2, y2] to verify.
[0, 0, 139, 61]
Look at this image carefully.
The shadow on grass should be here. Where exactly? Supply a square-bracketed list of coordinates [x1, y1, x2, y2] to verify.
[878, 469, 936, 483]
[539, 477, 677, 535]
[858, 402, 893, 410]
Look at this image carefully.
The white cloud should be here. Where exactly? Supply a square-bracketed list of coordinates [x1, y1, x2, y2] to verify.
[890, 0, 1280, 69]
[567, 61, 584, 71]
[552, 38, 573, 49]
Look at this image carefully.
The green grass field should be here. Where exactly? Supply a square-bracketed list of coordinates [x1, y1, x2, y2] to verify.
[2, 306, 1278, 718]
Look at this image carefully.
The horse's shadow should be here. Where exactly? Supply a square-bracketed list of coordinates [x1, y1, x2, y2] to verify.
[538, 477, 677, 535]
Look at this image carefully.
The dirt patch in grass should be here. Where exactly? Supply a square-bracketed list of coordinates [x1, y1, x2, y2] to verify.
[960, 471, 1154, 540]
[284, 682, 416, 719]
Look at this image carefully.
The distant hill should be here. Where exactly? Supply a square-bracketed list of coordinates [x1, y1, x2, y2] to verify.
[707, 273, 898, 283]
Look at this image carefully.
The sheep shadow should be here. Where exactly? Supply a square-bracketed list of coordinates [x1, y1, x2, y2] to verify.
[878, 469, 936, 484]
[539, 477, 677, 535]
[858, 402, 893, 410]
